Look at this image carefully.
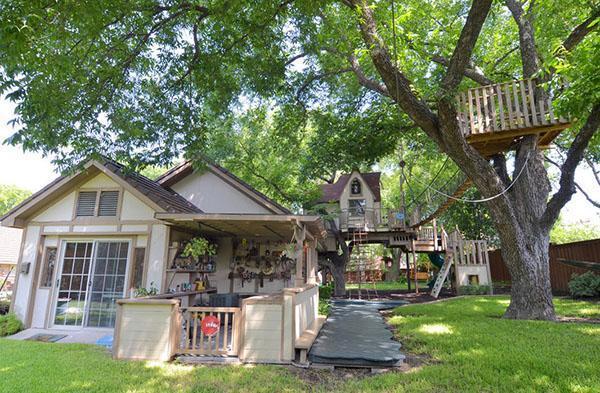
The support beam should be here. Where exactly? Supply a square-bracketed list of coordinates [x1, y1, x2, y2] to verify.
[405, 252, 411, 291]
[411, 239, 419, 294]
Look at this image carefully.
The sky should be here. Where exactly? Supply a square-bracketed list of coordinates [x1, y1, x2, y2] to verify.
[0, 97, 598, 226]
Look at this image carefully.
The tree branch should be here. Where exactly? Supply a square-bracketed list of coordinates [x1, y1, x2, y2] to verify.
[346, 53, 391, 97]
[505, 0, 540, 77]
[491, 153, 511, 187]
[543, 104, 600, 228]
[432, 54, 494, 86]
[585, 157, 600, 186]
[562, 8, 600, 52]
[345, 0, 440, 139]
[545, 156, 600, 208]
[441, 0, 494, 91]
[296, 68, 352, 101]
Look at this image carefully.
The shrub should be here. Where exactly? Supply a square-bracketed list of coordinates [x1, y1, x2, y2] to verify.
[0, 313, 22, 336]
[458, 284, 491, 295]
[319, 283, 333, 300]
[0, 300, 10, 315]
[568, 272, 600, 298]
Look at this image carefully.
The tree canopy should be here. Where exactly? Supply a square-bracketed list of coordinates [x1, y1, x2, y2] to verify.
[0, 185, 31, 216]
[0, 0, 598, 319]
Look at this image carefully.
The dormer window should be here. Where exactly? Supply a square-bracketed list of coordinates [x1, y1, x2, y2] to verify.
[76, 190, 119, 217]
[350, 179, 362, 195]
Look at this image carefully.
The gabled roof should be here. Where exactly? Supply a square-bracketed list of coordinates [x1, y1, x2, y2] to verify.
[0, 158, 200, 228]
[315, 171, 381, 204]
[103, 159, 201, 214]
[156, 159, 292, 215]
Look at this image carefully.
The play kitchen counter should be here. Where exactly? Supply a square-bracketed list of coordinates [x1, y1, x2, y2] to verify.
[149, 288, 217, 307]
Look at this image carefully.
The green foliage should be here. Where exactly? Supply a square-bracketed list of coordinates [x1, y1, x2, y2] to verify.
[318, 283, 333, 300]
[458, 285, 491, 295]
[133, 282, 158, 297]
[0, 185, 31, 216]
[139, 165, 174, 181]
[1, 297, 598, 392]
[568, 272, 600, 298]
[318, 283, 334, 315]
[0, 313, 22, 336]
[181, 237, 218, 259]
[550, 219, 600, 244]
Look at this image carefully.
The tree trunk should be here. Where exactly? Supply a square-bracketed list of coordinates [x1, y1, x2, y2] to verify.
[385, 250, 401, 282]
[497, 223, 556, 320]
[330, 258, 347, 297]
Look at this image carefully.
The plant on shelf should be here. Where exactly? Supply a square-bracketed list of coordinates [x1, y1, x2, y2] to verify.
[182, 237, 218, 266]
[134, 282, 158, 297]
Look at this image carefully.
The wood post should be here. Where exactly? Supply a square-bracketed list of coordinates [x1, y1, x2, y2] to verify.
[405, 252, 411, 291]
[411, 239, 418, 294]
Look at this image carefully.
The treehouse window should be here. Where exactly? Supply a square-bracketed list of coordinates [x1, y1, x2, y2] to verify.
[350, 179, 362, 195]
[349, 199, 366, 216]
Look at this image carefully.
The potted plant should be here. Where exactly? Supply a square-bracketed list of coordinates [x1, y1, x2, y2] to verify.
[181, 237, 218, 267]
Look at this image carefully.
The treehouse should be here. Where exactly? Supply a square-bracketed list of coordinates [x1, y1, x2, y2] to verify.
[456, 78, 570, 156]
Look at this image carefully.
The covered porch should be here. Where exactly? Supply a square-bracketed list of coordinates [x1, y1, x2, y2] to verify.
[112, 213, 327, 364]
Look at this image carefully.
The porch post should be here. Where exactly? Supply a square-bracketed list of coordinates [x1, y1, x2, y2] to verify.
[307, 240, 317, 285]
[294, 224, 306, 287]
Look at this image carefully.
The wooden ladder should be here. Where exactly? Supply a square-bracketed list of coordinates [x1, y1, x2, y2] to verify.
[430, 253, 452, 298]
[351, 228, 379, 300]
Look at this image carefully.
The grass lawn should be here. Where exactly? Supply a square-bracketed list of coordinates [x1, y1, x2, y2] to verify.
[346, 280, 428, 291]
[1, 296, 598, 392]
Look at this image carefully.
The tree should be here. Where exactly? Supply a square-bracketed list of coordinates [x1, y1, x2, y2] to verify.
[0, 1, 598, 319]
[550, 218, 600, 245]
[0, 185, 31, 216]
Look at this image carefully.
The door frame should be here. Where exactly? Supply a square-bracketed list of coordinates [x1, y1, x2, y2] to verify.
[50, 237, 133, 329]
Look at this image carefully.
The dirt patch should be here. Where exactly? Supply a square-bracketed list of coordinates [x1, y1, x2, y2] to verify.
[287, 365, 371, 386]
[557, 316, 600, 324]
[288, 363, 412, 391]
[335, 290, 455, 304]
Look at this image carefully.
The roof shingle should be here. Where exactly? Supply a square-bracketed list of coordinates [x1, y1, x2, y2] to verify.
[315, 172, 381, 204]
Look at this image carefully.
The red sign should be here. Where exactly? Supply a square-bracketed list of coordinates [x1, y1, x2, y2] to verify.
[201, 315, 220, 337]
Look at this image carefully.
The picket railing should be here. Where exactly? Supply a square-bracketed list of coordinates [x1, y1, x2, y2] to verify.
[456, 78, 568, 136]
[178, 306, 241, 356]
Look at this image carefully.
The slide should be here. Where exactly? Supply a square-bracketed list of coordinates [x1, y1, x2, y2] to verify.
[427, 253, 445, 289]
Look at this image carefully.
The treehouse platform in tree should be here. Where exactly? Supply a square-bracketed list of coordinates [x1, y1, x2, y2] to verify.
[456, 78, 571, 156]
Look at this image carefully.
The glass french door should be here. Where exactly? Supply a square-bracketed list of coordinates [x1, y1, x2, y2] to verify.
[53, 241, 129, 328]
[86, 242, 129, 328]
[54, 242, 94, 327]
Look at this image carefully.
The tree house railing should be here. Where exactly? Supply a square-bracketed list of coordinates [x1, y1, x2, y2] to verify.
[456, 78, 569, 137]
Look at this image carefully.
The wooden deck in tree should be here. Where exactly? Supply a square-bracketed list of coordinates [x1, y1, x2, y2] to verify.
[457, 78, 570, 156]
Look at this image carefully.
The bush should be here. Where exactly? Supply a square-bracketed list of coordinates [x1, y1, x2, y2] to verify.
[0, 300, 10, 315]
[568, 272, 600, 298]
[0, 314, 22, 336]
[319, 283, 333, 300]
[458, 284, 491, 295]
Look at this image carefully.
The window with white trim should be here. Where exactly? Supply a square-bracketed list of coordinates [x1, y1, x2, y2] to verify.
[75, 190, 120, 217]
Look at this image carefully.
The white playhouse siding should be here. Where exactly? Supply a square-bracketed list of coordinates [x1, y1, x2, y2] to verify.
[11, 172, 171, 328]
[170, 171, 272, 214]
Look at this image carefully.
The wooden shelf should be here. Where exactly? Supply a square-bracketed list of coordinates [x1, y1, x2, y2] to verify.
[166, 269, 215, 273]
[150, 288, 217, 299]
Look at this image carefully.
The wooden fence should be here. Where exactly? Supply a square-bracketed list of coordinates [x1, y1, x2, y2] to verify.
[489, 239, 600, 294]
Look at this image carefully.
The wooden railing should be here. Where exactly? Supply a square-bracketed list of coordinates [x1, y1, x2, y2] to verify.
[178, 306, 242, 357]
[456, 78, 568, 136]
[447, 230, 489, 266]
[339, 207, 406, 231]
